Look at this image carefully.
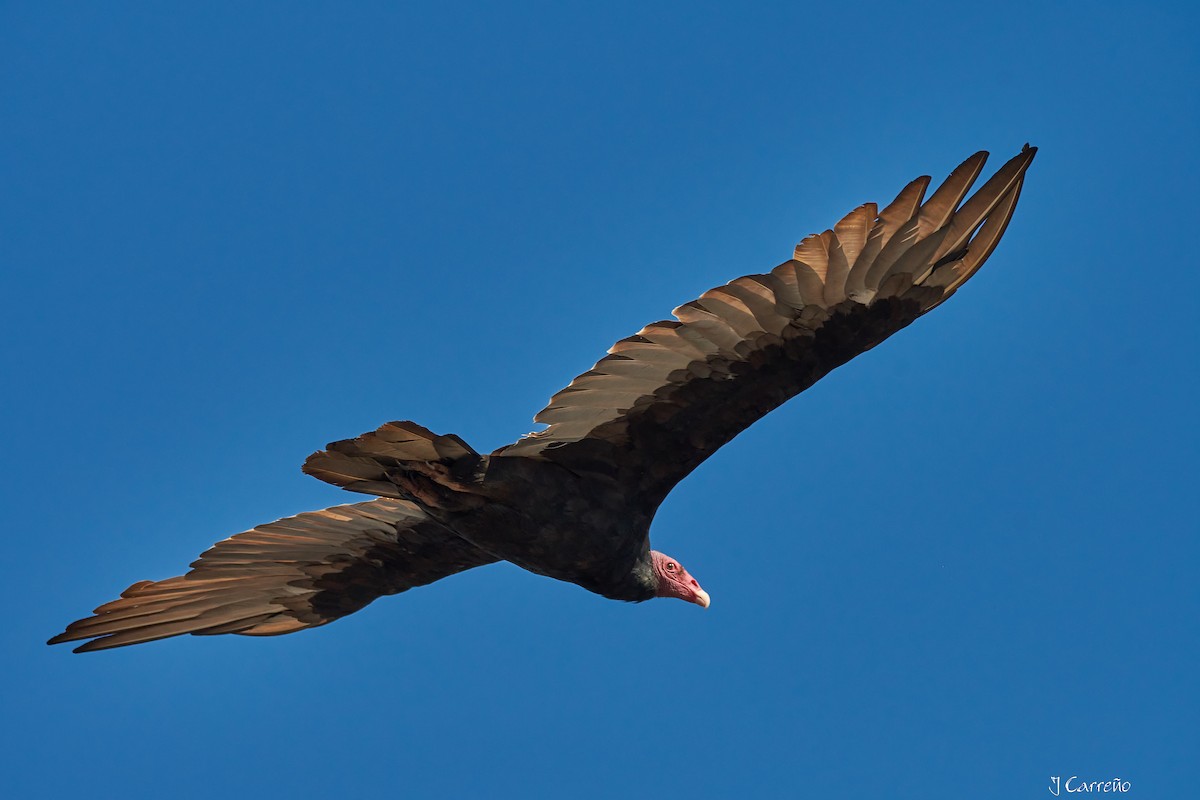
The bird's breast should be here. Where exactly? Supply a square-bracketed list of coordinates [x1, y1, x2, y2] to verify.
[441, 456, 655, 601]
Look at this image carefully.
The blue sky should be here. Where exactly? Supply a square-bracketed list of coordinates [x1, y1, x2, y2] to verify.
[3, 2, 1196, 798]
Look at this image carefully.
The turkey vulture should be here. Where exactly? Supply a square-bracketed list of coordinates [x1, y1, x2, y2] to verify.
[50, 146, 1037, 652]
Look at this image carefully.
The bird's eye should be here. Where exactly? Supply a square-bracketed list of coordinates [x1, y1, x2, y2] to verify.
[666, 562, 677, 572]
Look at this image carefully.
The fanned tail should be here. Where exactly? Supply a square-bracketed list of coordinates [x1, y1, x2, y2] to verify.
[303, 420, 484, 508]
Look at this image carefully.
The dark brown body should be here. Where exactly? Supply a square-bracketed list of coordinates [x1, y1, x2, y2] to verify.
[413, 454, 658, 602]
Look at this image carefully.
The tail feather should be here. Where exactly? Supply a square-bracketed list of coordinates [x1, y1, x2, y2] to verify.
[303, 420, 481, 499]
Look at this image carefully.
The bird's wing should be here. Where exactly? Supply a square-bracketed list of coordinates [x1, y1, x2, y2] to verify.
[49, 498, 498, 652]
[496, 147, 1036, 509]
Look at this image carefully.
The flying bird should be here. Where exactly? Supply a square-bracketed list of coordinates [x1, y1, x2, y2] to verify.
[50, 146, 1037, 652]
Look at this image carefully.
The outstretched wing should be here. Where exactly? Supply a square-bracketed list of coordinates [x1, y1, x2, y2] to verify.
[497, 147, 1036, 509]
[49, 499, 497, 652]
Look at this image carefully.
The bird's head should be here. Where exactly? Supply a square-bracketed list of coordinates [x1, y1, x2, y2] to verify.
[650, 551, 710, 608]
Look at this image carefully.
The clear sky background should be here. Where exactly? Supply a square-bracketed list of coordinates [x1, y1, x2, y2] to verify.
[3, 3, 1196, 798]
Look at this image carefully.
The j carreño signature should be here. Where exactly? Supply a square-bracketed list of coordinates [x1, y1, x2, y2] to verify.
[1049, 776, 1132, 795]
